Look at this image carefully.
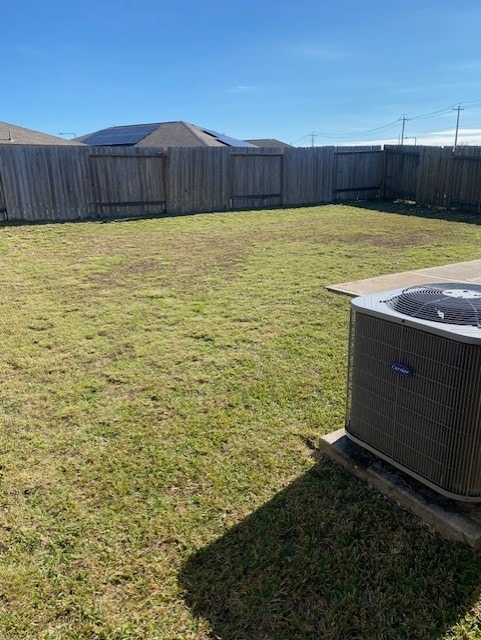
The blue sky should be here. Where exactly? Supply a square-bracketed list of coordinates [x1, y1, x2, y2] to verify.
[4, 0, 481, 146]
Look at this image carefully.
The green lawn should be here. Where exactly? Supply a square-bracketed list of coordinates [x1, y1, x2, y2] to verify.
[1, 202, 481, 639]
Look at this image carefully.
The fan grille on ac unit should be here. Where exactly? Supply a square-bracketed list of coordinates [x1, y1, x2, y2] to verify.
[384, 282, 481, 327]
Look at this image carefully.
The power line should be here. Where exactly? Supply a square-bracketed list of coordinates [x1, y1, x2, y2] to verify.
[408, 107, 453, 121]
[454, 99, 481, 107]
[313, 119, 401, 139]
[291, 133, 311, 145]
[293, 99, 481, 145]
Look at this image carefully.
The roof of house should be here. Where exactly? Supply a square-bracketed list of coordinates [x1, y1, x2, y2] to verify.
[245, 138, 293, 148]
[0, 121, 83, 145]
[76, 121, 256, 148]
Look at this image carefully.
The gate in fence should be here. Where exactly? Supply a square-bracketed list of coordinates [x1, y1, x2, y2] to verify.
[89, 152, 167, 217]
[229, 151, 283, 209]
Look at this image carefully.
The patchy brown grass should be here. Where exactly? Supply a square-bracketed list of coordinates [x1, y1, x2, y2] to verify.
[0, 203, 480, 638]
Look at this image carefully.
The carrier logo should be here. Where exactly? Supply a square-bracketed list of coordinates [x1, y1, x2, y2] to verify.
[390, 362, 414, 376]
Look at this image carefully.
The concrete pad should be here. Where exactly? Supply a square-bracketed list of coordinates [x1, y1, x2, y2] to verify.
[328, 272, 437, 297]
[421, 259, 481, 280]
[327, 259, 481, 296]
[318, 428, 481, 548]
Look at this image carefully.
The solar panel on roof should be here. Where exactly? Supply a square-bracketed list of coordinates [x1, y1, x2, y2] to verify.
[83, 123, 159, 146]
[203, 128, 255, 148]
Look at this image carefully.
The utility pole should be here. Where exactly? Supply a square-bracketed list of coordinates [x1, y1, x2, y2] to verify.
[453, 104, 464, 151]
[400, 115, 408, 145]
[309, 132, 316, 147]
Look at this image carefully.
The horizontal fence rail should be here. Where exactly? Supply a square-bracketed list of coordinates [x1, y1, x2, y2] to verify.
[0, 143, 480, 223]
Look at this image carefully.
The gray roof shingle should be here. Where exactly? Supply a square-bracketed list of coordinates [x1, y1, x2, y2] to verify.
[245, 138, 293, 148]
[77, 121, 255, 148]
[0, 121, 83, 145]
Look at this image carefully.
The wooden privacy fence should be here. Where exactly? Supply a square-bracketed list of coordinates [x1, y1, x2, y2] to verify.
[2, 143, 481, 223]
[158, 145, 383, 214]
[384, 145, 481, 211]
[0, 144, 382, 222]
[0, 145, 168, 222]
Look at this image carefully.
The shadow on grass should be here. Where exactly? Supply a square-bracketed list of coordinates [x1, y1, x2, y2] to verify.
[3, 198, 481, 229]
[180, 460, 481, 640]
[0, 209, 216, 228]
[0, 202, 295, 228]
[347, 199, 481, 226]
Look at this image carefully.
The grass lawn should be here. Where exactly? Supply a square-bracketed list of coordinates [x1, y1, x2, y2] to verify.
[1, 201, 481, 639]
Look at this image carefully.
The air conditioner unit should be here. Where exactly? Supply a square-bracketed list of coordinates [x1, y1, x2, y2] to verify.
[345, 282, 481, 502]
